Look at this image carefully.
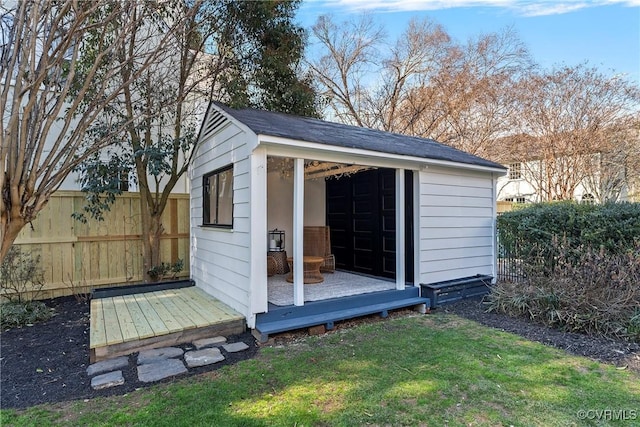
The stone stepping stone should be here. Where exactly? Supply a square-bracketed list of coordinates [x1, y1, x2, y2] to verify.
[193, 336, 227, 349]
[91, 370, 124, 390]
[184, 348, 225, 368]
[222, 342, 249, 353]
[86, 356, 129, 376]
[137, 347, 184, 365]
[137, 359, 187, 383]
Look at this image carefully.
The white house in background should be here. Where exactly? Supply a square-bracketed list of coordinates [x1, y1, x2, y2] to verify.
[190, 102, 507, 340]
[497, 158, 639, 204]
[494, 131, 640, 204]
[498, 160, 586, 204]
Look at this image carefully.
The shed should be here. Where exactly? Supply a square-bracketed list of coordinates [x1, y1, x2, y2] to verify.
[190, 103, 507, 340]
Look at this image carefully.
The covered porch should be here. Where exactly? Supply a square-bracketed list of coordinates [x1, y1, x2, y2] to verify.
[255, 269, 428, 342]
[255, 152, 429, 339]
[262, 152, 419, 306]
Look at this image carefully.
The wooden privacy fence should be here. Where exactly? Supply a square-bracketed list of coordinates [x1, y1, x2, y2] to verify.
[12, 191, 190, 300]
[497, 201, 514, 214]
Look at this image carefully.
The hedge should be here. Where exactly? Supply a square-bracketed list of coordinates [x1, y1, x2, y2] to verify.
[497, 201, 640, 259]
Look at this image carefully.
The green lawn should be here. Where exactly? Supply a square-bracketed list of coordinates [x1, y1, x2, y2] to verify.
[2, 313, 639, 426]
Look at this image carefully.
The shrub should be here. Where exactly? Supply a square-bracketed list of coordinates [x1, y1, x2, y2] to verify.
[0, 246, 45, 303]
[494, 203, 640, 341]
[147, 258, 184, 282]
[0, 300, 54, 329]
[0, 246, 53, 329]
[488, 241, 640, 342]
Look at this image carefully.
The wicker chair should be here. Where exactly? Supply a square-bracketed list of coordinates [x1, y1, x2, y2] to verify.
[266, 255, 277, 277]
[303, 226, 336, 273]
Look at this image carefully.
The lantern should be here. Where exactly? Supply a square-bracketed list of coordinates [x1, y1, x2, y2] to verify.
[268, 229, 285, 252]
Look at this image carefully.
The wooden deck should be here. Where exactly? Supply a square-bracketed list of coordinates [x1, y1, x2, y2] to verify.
[90, 286, 245, 362]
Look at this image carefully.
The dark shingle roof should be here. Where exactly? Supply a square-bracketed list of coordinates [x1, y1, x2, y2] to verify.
[213, 103, 506, 171]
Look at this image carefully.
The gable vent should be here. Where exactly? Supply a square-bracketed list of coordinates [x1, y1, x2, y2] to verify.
[200, 109, 229, 141]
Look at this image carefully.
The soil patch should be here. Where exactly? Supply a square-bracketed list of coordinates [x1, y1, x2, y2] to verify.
[443, 298, 639, 372]
[1, 297, 258, 410]
[2, 295, 638, 410]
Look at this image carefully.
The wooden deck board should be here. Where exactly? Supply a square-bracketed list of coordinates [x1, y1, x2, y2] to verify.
[90, 286, 246, 362]
[112, 296, 139, 342]
[180, 287, 244, 321]
[145, 291, 187, 334]
[133, 293, 170, 336]
[122, 294, 155, 340]
[101, 298, 124, 346]
[152, 290, 200, 330]
[185, 287, 242, 317]
[173, 288, 227, 323]
[89, 299, 106, 349]
[161, 289, 210, 328]
[192, 301, 227, 324]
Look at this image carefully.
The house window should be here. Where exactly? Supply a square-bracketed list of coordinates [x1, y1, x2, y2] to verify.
[118, 171, 130, 192]
[505, 197, 526, 204]
[581, 193, 595, 204]
[508, 163, 522, 180]
[203, 165, 233, 227]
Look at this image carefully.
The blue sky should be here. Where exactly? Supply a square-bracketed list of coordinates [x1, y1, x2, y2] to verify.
[297, 0, 640, 84]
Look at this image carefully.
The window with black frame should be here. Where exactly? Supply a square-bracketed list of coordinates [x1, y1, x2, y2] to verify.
[508, 163, 522, 180]
[203, 165, 233, 227]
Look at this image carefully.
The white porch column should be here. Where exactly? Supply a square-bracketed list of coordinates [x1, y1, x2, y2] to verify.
[395, 169, 405, 290]
[413, 170, 422, 287]
[293, 158, 305, 305]
[249, 146, 268, 318]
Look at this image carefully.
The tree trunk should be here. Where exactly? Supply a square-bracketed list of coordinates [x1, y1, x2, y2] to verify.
[0, 216, 27, 263]
[138, 195, 164, 282]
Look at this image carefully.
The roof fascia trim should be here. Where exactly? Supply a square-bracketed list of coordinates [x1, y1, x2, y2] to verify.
[258, 135, 507, 175]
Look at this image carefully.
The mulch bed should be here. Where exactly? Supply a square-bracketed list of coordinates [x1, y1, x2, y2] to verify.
[1, 297, 258, 410]
[2, 296, 638, 410]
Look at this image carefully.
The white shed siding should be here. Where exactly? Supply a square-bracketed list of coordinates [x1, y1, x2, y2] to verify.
[190, 121, 253, 318]
[419, 166, 496, 284]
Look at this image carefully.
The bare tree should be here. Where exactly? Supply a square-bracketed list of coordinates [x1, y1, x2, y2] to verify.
[512, 64, 640, 201]
[309, 15, 456, 132]
[384, 26, 533, 158]
[308, 15, 531, 157]
[0, 0, 200, 261]
[308, 14, 386, 127]
[366, 18, 451, 133]
[308, 14, 639, 204]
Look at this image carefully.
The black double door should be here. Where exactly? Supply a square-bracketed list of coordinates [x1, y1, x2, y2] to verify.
[326, 169, 413, 281]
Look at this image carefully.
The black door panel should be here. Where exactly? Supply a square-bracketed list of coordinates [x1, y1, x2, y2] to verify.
[327, 169, 411, 279]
